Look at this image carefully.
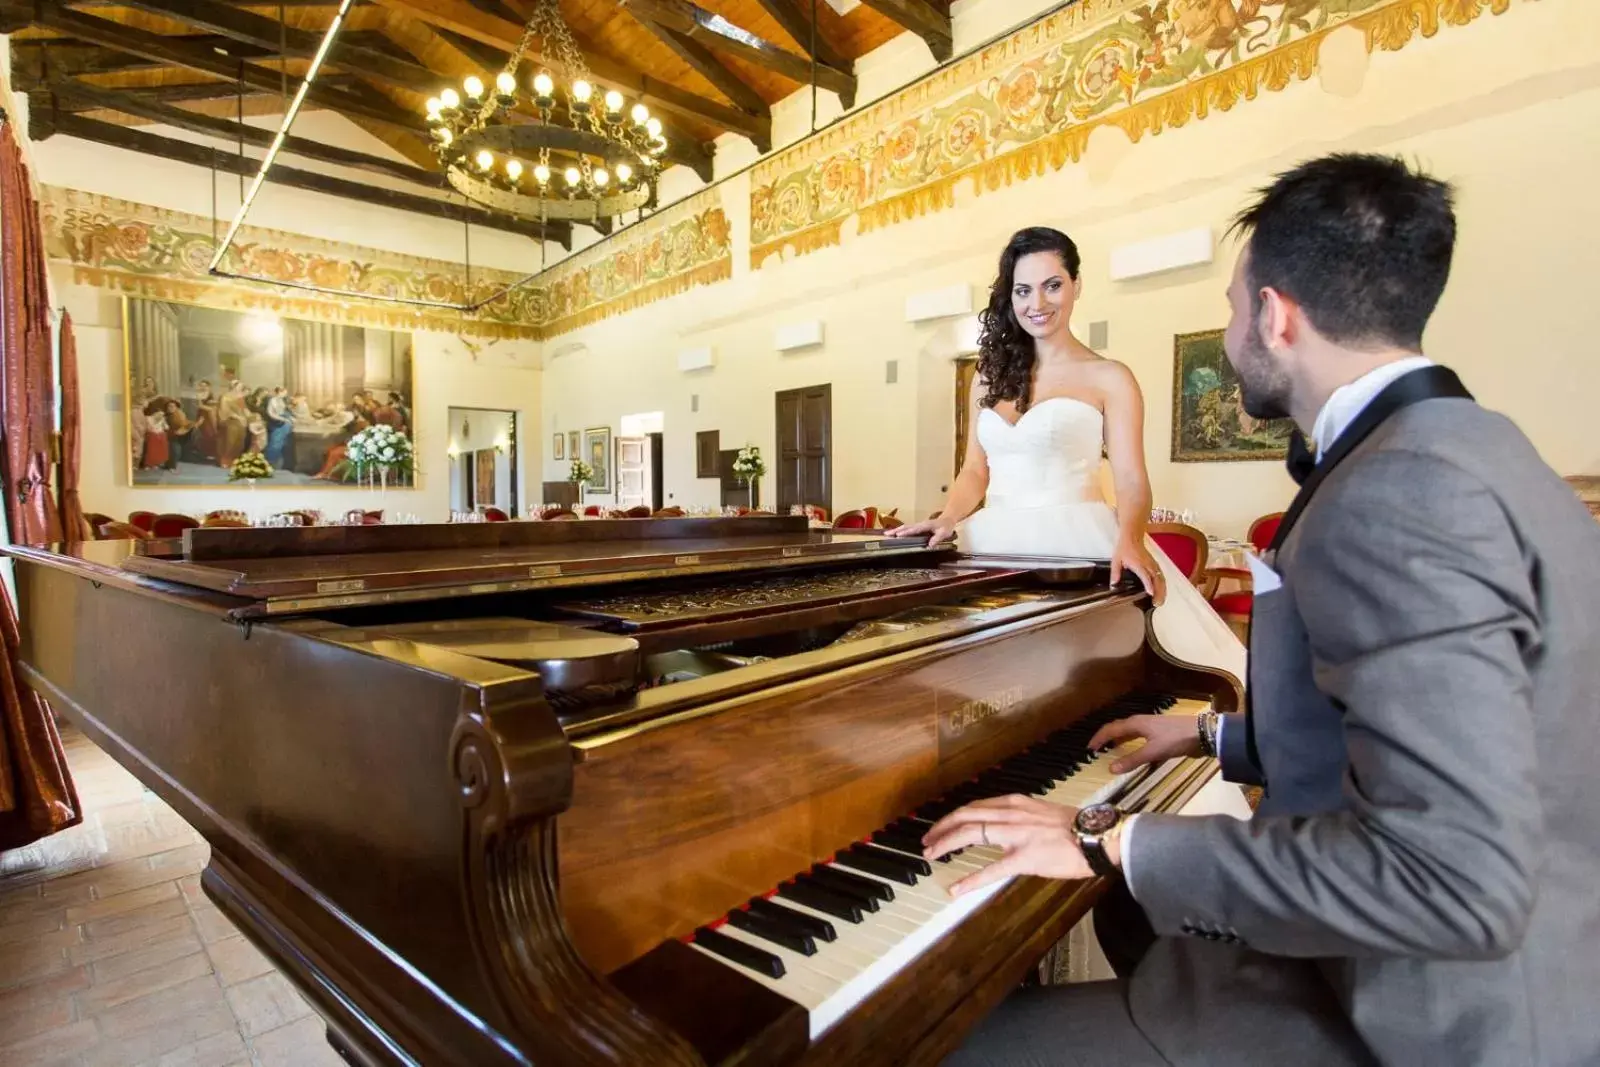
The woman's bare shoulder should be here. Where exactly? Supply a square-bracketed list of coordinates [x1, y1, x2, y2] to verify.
[1082, 357, 1141, 398]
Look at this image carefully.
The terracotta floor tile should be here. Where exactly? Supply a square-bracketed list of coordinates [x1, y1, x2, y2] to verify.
[204, 936, 273, 988]
[75, 948, 213, 1016]
[131, 1028, 250, 1067]
[246, 1015, 344, 1067]
[188, 906, 239, 946]
[0, 938, 76, 992]
[80, 897, 190, 942]
[64, 882, 179, 927]
[0, 884, 93, 925]
[0, 910, 67, 947]
[175, 875, 203, 908]
[0, 965, 91, 1029]
[89, 930, 206, 986]
[223, 972, 311, 1038]
[67, 913, 195, 967]
[89, 973, 228, 1041]
[0, 989, 77, 1045]
[0, 1018, 99, 1067]
[79, 1004, 239, 1067]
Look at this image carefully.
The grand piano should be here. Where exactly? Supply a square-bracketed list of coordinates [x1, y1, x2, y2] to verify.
[5, 516, 1240, 1066]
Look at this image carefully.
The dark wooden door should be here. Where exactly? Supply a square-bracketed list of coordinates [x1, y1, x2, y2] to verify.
[955, 358, 977, 475]
[775, 384, 831, 513]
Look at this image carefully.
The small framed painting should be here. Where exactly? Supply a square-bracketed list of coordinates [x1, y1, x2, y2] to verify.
[583, 426, 612, 494]
[567, 430, 580, 459]
[1171, 329, 1294, 462]
[552, 433, 565, 461]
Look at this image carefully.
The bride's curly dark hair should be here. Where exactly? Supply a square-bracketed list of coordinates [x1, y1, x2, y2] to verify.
[976, 227, 1082, 412]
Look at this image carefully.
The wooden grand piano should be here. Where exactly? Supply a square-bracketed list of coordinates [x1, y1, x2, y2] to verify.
[5, 517, 1240, 1066]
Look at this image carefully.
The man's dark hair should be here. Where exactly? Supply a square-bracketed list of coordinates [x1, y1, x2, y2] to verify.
[1229, 153, 1456, 350]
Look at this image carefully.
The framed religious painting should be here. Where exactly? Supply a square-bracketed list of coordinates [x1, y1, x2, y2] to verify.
[582, 426, 612, 494]
[567, 430, 580, 459]
[552, 433, 565, 461]
[122, 296, 415, 486]
[1171, 329, 1293, 462]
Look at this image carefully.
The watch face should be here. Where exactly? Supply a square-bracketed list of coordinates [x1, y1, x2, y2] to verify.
[1075, 803, 1120, 835]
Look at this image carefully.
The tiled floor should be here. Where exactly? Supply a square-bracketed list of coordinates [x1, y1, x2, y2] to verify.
[0, 726, 344, 1067]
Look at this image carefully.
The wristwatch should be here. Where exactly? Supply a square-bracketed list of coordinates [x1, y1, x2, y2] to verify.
[1074, 802, 1124, 878]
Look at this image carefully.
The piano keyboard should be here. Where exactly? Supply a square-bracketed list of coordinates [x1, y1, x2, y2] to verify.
[686, 692, 1213, 1038]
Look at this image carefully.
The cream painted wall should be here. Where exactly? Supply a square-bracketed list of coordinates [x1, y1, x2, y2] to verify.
[61, 274, 540, 521]
[540, 1, 1600, 536]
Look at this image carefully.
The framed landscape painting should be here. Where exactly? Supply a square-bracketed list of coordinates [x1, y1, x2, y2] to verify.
[583, 426, 612, 494]
[1171, 329, 1293, 462]
[123, 297, 414, 486]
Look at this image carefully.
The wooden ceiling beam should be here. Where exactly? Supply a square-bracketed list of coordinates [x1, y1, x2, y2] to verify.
[5, 2, 418, 129]
[103, 0, 443, 95]
[620, 0, 855, 106]
[859, 0, 951, 61]
[633, 18, 767, 118]
[751, 0, 848, 72]
[9, 37, 275, 76]
[36, 79, 444, 188]
[369, 0, 770, 149]
[30, 109, 573, 248]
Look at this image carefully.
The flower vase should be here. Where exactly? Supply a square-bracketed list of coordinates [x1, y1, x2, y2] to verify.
[746, 481, 754, 509]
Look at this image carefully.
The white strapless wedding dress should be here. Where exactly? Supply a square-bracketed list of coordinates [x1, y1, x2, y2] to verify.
[959, 398, 1247, 688]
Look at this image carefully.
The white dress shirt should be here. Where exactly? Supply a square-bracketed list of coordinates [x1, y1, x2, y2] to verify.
[1119, 356, 1433, 888]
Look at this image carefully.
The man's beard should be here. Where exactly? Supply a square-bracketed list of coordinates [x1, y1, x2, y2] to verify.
[1232, 327, 1293, 421]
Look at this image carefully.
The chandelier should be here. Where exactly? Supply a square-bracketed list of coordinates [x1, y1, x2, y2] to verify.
[423, 0, 669, 225]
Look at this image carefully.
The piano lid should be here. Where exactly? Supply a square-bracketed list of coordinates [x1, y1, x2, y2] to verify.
[116, 516, 949, 616]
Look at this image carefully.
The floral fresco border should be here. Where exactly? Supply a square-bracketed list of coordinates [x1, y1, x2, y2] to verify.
[749, 0, 1522, 266]
[40, 186, 543, 340]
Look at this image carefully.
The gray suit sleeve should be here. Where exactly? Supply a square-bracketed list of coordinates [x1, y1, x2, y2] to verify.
[1127, 451, 1540, 960]
[1216, 712, 1263, 786]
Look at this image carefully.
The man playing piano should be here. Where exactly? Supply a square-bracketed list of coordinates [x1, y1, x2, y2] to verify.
[930, 154, 1600, 1066]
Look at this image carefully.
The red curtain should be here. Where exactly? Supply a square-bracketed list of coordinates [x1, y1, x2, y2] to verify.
[0, 122, 81, 850]
[58, 310, 85, 540]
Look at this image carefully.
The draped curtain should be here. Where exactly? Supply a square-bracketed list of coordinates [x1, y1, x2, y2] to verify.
[0, 121, 81, 850]
[58, 310, 86, 540]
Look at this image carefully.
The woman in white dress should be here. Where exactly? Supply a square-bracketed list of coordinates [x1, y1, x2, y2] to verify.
[889, 227, 1245, 686]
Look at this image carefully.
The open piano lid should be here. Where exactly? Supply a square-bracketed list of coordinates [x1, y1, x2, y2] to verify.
[118, 515, 949, 617]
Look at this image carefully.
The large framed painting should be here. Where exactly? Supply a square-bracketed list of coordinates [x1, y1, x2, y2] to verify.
[583, 426, 612, 494]
[123, 297, 415, 487]
[1171, 329, 1293, 462]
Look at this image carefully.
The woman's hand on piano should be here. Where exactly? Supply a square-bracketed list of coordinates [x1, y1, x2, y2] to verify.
[920, 795, 1092, 896]
[886, 515, 957, 546]
[1088, 715, 1203, 773]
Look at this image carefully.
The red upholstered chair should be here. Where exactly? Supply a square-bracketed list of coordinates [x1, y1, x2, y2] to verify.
[621, 505, 651, 518]
[127, 510, 157, 532]
[482, 507, 509, 522]
[84, 512, 115, 539]
[1247, 511, 1284, 553]
[150, 513, 200, 538]
[652, 506, 685, 518]
[1147, 522, 1209, 585]
[582, 505, 603, 517]
[542, 509, 577, 520]
[1206, 511, 1287, 637]
[833, 510, 868, 529]
[98, 521, 151, 540]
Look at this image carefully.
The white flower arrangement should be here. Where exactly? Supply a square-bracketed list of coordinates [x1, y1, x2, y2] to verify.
[732, 444, 766, 484]
[567, 458, 594, 484]
[346, 424, 415, 481]
[228, 452, 273, 481]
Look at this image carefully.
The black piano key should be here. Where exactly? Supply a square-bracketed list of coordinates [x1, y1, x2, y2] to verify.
[726, 908, 816, 956]
[747, 897, 837, 942]
[693, 926, 785, 979]
[870, 828, 929, 856]
[915, 798, 961, 823]
[810, 863, 894, 903]
[839, 842, 933, 884]
[1003, 755, 1071, 780]
[777, 881, 864, 923]
[797, 870, 881, 912]
[977, 771, 1050, 795]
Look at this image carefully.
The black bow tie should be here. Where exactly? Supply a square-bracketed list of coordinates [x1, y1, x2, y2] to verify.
[1285, 429, 1317, 486]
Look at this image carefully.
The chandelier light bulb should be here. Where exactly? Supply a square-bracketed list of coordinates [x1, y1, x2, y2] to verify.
[495, 71, 517, 96]
[593, 168, 609, 187]
[564, 166, 581, 186]
[631, 103, 649, 124]
[646, 117, 662, 138]
[464, 75, 484, 99]
[476, 150, 494, 171]
[505, 159, 523, 181]
[571, 79, 593, 104]
[616, 162, 632, 182]
[604, 90, 623, 113]
[439, 87, 460, 110]
[435, 127, 453, 145]
[425, 96, 441, 117]
[533, 71, 554, 97]
[534, 163, 550, 184]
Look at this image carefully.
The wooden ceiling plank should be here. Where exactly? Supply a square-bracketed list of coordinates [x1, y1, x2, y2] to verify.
[858, 0, 950, 61]
[9, 3, 419, 127]
[633, 16, 767, 118]
[36, 78, 445, 188]
[750, 0, 848, 71]
[621, 0, 854, 104]
[104, 0, 444, 94]
[369, 0, 769, 147]
[30, 109, 573, 248]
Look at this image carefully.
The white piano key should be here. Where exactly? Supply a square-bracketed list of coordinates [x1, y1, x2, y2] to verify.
[714, 922, 862, 988]
[688, 941, 828, 1011]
